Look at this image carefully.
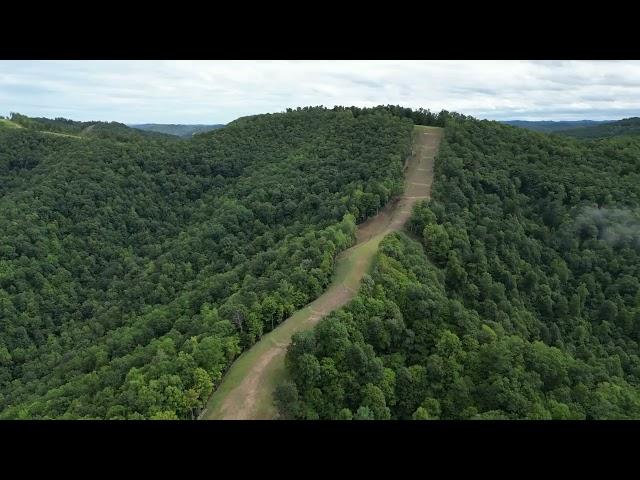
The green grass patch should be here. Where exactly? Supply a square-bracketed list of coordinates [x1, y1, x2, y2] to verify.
[41, 131, 83, 139]
[0, 118, 22, 129]
[202, 125, 441, 419]
[204, 233, 386, 419]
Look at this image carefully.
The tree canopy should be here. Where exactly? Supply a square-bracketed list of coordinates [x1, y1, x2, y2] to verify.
[277, 115, 640, 420]
[0, 107, 414, 419]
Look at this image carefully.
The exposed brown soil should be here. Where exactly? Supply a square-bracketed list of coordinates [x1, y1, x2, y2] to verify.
[205, 126, 443, 420]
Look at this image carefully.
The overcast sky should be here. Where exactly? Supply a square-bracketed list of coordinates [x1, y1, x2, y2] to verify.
[1, 60, 638, 124]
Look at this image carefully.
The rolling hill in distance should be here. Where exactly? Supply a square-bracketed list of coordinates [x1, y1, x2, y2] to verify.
[503, 117, 640, 139]
[130, 123, 225, 138]
[554, 117, 640, 139]
[501, 119, 612, 132]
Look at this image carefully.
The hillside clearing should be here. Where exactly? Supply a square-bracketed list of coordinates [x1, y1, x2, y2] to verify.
[0, 118, 22, 129]
[203, 125, 443, 420]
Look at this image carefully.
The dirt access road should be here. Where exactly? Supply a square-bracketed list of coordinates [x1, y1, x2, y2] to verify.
[202, 125, 443, 420]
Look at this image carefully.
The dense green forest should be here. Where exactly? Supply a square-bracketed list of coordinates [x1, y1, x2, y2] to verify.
[556, 117, 640, 139]
[6, 104, 638, 420]
[0, 107, 417, 419]
[277, 116, 640, 419]
[130, 124, 225, 138]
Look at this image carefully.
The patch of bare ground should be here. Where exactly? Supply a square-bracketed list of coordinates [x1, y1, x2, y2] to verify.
[203, 126, 443, 420]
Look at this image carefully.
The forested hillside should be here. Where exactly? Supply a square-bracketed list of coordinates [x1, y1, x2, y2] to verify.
[0, 107, 414, 419]
[130, 124, 225, 138]
[277, 117, 640, 419]
[7, 113, 175, 141]
[556, 117, 640, 139]
[503, 120, 609, 133]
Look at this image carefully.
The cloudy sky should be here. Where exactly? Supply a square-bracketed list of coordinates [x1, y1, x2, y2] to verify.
[1, 60, 638, 124]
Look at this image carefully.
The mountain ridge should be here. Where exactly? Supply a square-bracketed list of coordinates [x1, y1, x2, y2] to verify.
[501, 119, 612, 133]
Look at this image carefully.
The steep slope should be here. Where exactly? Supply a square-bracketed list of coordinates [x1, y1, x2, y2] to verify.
[277, 116, 640, 420]
[0, 108, 414, 419]
[204, 126, 443, 419]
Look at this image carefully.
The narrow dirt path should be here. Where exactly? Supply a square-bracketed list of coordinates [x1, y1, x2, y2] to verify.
[202, 125, 443, 420]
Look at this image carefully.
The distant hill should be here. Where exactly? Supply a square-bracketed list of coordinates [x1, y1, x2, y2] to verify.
[130, 123, 225, 137]
[555, 117, 640, 139]
[502, 120, 611, 133]
[0, 117, 22, 129]
[6, 113, 175, 141]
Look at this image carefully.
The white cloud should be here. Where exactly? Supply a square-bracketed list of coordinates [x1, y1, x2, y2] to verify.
[1, 60, 639, 123]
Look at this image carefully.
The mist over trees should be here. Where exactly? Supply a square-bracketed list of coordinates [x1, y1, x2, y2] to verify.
[575, 207, 640, 248]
